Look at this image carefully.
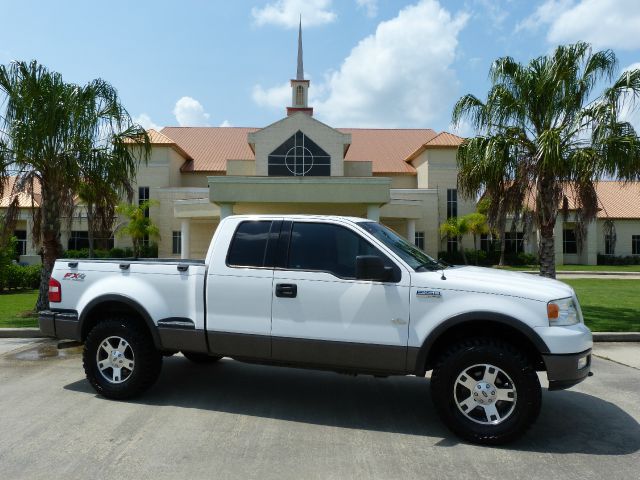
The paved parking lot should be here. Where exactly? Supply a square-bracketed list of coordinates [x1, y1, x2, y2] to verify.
[0, 340, 638, 480]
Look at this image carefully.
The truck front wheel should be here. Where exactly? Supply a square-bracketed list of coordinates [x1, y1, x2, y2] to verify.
[430, 338, 541, 445]
[83, 319, 163, 400]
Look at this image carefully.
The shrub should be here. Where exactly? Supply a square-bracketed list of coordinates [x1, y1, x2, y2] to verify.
[0, 263, 42, 292]
[598, 254, 640, 265]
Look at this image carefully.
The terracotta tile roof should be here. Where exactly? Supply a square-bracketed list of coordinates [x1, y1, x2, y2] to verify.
[1, 176, 41, 208]
[405, 131, 464, 162]
[593, 181, 640, 219]
[338, 128, 436, 174]
[147, 128, 177, 144]
[161, 127, 259, 172]
[519, 181, 640, 219]
[161, 126, 436, 174]
[424, 131, 464, 147]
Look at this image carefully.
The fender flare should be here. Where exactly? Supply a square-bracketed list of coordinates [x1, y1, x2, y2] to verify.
[79, 294, 162, 348]
[411, 311, 550, 375]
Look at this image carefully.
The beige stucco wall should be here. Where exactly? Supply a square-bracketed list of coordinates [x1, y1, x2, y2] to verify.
[248, 113, 351, 177]
[596, 219, 640, 257]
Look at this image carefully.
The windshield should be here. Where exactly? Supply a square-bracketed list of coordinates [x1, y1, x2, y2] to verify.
[358, 222, 443, 271]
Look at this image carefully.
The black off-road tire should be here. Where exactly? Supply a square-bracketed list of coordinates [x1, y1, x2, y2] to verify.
[430, 338, 541, 445]
[83, 318, 163, 400]
[182, 351, 223, 364]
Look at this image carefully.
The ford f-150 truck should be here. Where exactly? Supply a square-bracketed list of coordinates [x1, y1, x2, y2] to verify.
[40, 215, 592, 444]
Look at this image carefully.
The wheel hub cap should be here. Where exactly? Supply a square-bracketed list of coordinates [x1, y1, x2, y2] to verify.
[96, 336, 135, 384]
[473, 382, 497, 405]
[453, 363, 517, 425]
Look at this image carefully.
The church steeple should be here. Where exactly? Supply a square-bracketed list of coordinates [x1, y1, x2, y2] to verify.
[296, 17, 304, 81]
[287, 16, 313, 116]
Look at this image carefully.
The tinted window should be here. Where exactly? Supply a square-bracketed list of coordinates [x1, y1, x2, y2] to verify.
[227, 221, 274, 268]
[287, 222, 393, 279]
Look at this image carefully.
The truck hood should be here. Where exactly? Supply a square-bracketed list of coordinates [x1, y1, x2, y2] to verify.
[412, 266, 574, 303]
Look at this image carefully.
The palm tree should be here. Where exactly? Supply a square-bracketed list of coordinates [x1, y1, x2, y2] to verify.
[452, 42, 640, 278]
[116, 200, 160, 258]
[78, 150, 136, 257]
[0, 60, 149, 309]
[440, 216, 469, 265]
[463, 212, 489, 253]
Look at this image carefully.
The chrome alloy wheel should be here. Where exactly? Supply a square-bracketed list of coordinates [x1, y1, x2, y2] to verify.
[96, 336, 135, 384]
[453, 363, 517, 425]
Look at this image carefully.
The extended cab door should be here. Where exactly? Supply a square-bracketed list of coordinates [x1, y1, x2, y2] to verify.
[271, 220, 411, 372]
[205, 218, 281, 358]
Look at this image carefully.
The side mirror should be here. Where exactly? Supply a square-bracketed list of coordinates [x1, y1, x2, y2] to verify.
[356, 255, 392, 281]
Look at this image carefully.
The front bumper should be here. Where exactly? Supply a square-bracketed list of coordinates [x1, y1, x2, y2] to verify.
[543, 349, 592, 390]
[39, 310, 80, 341]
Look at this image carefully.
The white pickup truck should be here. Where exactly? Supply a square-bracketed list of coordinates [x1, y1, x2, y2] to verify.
[40, 215, 592, 444]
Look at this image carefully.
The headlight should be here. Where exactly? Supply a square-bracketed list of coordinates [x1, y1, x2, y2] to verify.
[547, 297, 580, 326]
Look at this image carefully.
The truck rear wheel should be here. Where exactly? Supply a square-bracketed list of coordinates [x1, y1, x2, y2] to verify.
[181, 351, 222, 364]
[83, 319, 162, 400]
[430, 338, 541, 445]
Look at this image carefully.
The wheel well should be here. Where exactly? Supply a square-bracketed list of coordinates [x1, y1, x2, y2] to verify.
[81, 301, 156, 346]
[424, 320, 546, 373]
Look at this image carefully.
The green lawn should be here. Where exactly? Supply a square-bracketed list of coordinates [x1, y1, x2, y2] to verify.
[497, 264, 640, 272]
[0, 281, 638, 332]
[562, 279, 640, 332]
[0, 290, 38, 328]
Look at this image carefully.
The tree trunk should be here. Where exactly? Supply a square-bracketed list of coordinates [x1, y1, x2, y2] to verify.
[87, 203, 95, 258]
[537, 177, 558, 279]
[539, 225, 556, 278]
[36, 184, 64, 311]
[473, 233, 478, 265]
[497, 210, 507, 267]
[459, 236, 468, 265]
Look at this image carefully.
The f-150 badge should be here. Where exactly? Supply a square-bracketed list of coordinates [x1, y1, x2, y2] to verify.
[416, 290, 441, 298]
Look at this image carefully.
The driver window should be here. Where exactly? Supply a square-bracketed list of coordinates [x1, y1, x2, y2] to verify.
[287, 222, 393, 279]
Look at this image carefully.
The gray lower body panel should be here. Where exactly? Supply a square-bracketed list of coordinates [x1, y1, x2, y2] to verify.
[38, 310, 80, 340]
[543, 349, 592, 390]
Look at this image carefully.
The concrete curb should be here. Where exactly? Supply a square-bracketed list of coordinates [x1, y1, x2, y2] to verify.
[0, 328, 48, 338]
[1, 328, 638, 341]
[593, 332, 640, 342]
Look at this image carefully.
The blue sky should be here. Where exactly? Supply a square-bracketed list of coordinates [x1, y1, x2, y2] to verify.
[1, 0, 639, 133]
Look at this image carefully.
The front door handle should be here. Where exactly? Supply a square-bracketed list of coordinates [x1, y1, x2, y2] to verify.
[275, 283, 297, 298]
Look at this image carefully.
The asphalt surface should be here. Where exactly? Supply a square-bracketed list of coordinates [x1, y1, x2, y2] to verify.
[0, 340, 638, 480]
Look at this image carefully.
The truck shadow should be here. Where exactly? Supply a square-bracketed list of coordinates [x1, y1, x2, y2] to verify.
[65, 356, 640, 455]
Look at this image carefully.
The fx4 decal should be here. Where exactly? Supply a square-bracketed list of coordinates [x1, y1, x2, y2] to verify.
[63, 272, 86, 281]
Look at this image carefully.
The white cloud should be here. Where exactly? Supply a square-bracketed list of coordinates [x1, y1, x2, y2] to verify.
[517, 0, 640, 50]
[252, 78, 325, 111]
[515, 0, 573, 33]
[449, 118, 475, 138]
[252, 82, 291, 110]
[172, 96, 211, 126]
[356, 0, 378, 18]
[133, 113, 162, 131]
[314, 0, 469, 127]
[251, 0, 336, 28]
[219, 120, 233, 127]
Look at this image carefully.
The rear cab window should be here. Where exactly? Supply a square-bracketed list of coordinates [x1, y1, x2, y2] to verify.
[226, 220, 280, 268]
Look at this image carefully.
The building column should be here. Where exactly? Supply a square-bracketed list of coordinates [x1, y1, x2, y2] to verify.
[181, 219, 190, 259]
[219, 203, 234, 220]
[407, 219, 416, 245]
[366, 204, 380, 222]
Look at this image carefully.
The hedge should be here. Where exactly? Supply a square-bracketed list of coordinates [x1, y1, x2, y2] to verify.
[0, 264, 42, 292]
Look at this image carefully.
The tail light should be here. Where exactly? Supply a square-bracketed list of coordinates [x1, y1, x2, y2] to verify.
[48, 277, 61, 303]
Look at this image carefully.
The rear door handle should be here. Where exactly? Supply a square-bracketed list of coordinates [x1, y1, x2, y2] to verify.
[275, 283, 297, 298]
